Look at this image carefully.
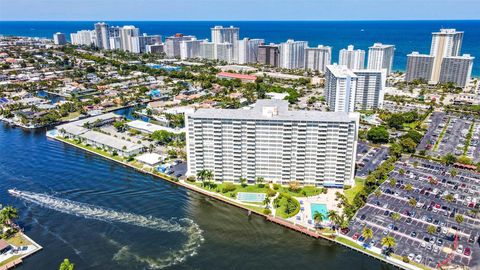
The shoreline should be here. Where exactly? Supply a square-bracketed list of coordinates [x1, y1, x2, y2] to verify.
[47, 132, 423, 270]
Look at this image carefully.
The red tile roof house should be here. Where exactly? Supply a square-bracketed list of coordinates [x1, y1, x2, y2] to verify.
[216, 72, 257, 83]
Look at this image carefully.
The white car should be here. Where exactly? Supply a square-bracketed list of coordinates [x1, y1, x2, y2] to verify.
[408, 253, 415, 261]
[457, 245, 464, 254]
[415, 254, 422, 263]
[421, 242, 427, 248]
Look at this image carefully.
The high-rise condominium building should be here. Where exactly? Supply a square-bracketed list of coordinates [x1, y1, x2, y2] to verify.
[353, 69, 386, 110]
[70, 30, 96, 46]
[215, 43, 234, 63]
[237, 38, 264, 64]
[53, 32, 67, 45]
[119, 25, 140, 52]
[439, 54, 474, 88]
[186, 99, 359, 187]
[180, 38, 202, 60]
[405, 52, 435, 83]
[211, 25, 240, 44]
[430, 29, 464, 83]
[94, 22, 110, 50]
[339, 45, 365, 70]
[257, 44, 280, 67]
[304, 45, 332, 72]
[146, 44, 164, 54]
[325, 64, 358, 112]
[165, 34, 195, 58]
[131, 34, 161, 53]
[279, 39, 308, 69]
[108, 26, 121, 50]
[200, 41, 215, 60]
[367, 43, 395, 74]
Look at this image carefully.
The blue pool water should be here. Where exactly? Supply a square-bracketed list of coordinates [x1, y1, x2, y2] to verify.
[311, 203, 329, 221]
[236, 192, 266, 203]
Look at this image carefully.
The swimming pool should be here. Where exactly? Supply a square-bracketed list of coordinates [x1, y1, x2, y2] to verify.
[310, 203, 329, 221]
[237, 192, 266, 203]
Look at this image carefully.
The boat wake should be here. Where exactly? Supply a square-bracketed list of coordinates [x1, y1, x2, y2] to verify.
[10, 190, 204, 269]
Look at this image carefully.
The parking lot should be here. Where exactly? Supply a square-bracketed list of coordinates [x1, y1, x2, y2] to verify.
[346, 157, 480, 269]
[419, 112, 478, 162]
[355, 142, 389, 178]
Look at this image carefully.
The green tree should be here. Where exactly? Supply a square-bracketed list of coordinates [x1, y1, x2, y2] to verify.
[362, 227, 374, 243]
[404, 183, 413, 192]
[408, 198, 417, 208]
[450, 169, 458, 177]
[402, 130, 423, 144]
[256, 176, 265, 188]
[150, 130, 174, 145]
[367, 126, 389, 143]
[399, 137, 417, 153]
[381, 236, 396, 249]
[442, 153, 457, 165]
[389, 179, 397, 188]
[444, 193, 454, 203]
[0, 206, 18, 225]
[239, 177, 247, 187]
[313, 211, 325, 226]
[455, 214, 464, 225]
[427, 225, 436, 235]
[59, 258, 75, 270]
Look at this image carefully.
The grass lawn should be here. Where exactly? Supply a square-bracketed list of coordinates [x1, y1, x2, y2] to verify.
[344, 178, 365, 204]
[274, 194, 300, 219]
[193, 182, 272, 199]
[60, 111, 81, 121]
[0, 255, 21, 267]
[335, 236, 381, 258]
[277, 186, 323, 197]
[6, 233, 32, 247]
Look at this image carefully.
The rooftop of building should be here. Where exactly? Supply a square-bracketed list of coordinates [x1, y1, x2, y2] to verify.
[189, 99, 359, 123]
[326, 64, 358, 78]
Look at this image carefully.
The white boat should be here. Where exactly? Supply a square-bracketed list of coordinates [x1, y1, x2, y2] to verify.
[8, 189, 21, 196]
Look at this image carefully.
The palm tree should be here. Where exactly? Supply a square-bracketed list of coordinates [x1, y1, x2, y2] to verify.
[362, 227, 374, 243]
[263, 197, 270, 207]
[404, 183, 413, 192]
[381, 236, 396, 256]
[256, 176, 265, 187]
[0, 206, 18, 225]
[389, 179, 397, 188]
[374, 189, 382, 198]
[204, 170, 214, 183]
[239, 177, 247, 187]
[313, 211, 325, 227]
[391, 212, 400, 229]
[455, 214, 464, 225]
[444, 193, 454, 203]
[408, 198, 417, 208]
[59, 258, 75, 270]
[468, 209, 479, 219]
[327, 210, 340, 227]
[427, 225, 436, 235]
[450, 169, 458, 177]
[399, 168, 405, 175]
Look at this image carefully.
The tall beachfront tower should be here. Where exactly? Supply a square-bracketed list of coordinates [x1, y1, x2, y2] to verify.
[186, 99, 359, 188]
[279, 39, 308, 69]
[325, 64, 358, 113]
[53, 32, 67, 45]
[94, 22, 110, 50]
[119, 25, 140, 53]
[211, 25, 240, 44]
[237, 38, 265, 64]
[352, 69, 386, 110]
[305, 45, 332, 73]
[405, 52, 435, 83]
[429, 28, 464, 83]
[439, 54, 474, 88]
[339, 45, 365, 70]
[367, 43, 395, 75]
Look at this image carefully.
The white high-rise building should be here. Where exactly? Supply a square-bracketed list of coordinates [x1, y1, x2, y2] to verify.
[367, 43, 395, 74]
[439, 54, 474, 88]
[165, 34, 195, 58]
[353, 69, 386, 110]
[429, 29, 464, 83]
[108, 26, 121, 50]
[304, 45, 332, 72]
[186, 99, 359, 187]
[405, 52, 435, 83]
[211, 25, 239, 44]
[119, 25, 140, 52]
[237, 38, 264, 64]
[94, 22, 110, 50]
[53, 32, 67, 45]
[70, 30, 96, 46]
[200, 41, 215, 60]
[180, 38, 202, 60]
[339, 45, 365, 70]
[325, 64, 358, 112]
[215, 43, 234, 63]
[131, 34, 161, 53]
[279, 39, 308, 69]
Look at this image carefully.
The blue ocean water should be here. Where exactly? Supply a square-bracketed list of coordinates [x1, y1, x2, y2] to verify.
[0, 20, 479, 75]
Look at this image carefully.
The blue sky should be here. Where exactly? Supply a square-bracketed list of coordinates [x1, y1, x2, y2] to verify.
[0, 0, 479, 21]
